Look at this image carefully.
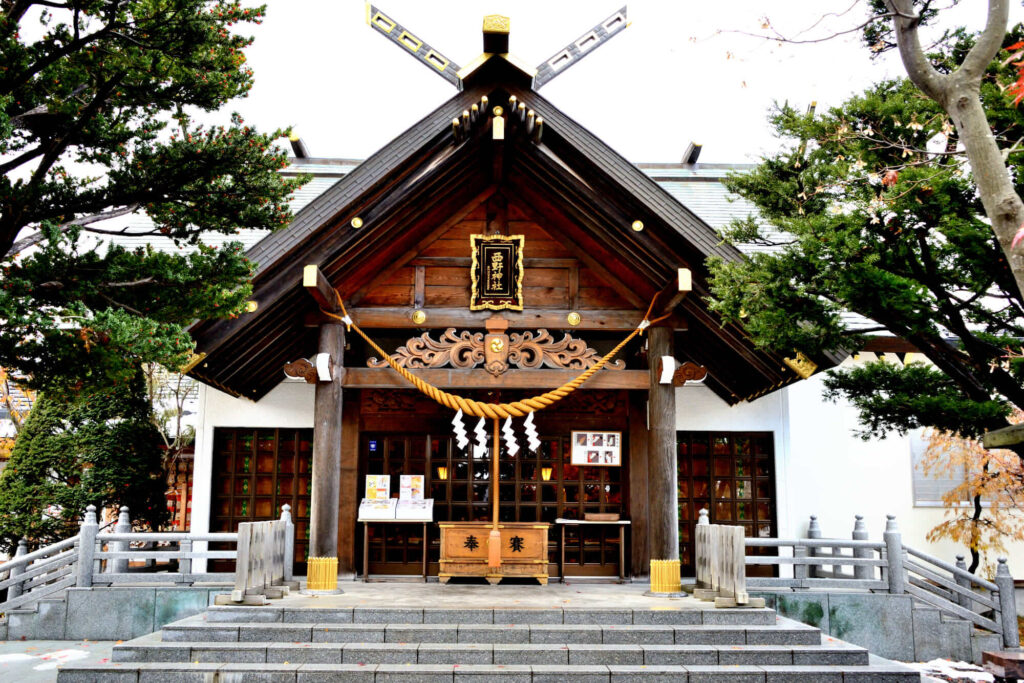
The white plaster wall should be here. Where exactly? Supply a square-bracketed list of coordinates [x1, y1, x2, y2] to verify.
[675, 384, 793, 540]
[191, 380, 314, 571]
[678, 377, 1024, 576]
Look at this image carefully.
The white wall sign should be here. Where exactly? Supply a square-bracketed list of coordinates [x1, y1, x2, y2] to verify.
[571, 430, 622, 466]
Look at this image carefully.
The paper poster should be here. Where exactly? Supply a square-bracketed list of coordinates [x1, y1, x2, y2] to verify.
[396, 498, 434, 521]
[571, 430, 622, 466]
[364, 474, 390, 500]
[400, 474, 425, 500]
[358, 497, 398, 521]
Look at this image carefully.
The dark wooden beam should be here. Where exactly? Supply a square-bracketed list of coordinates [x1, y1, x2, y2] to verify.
[303, 307, 686, 331]
[341, 367, 649, 390]
[660, 268, 692, 314]
[409, 257, 578, 268]
[861, 336, 918, 354]
[303, 264, 339, 313]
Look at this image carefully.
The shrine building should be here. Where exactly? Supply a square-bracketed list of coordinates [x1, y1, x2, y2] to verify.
[181, 9, 976, 585]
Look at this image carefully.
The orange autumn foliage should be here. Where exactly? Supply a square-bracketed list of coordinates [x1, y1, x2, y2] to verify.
[0, 368, 35, 460]
[921, 410, 1024, 575]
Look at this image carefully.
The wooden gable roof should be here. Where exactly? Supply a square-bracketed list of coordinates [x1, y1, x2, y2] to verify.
[187, 57, 839, 403]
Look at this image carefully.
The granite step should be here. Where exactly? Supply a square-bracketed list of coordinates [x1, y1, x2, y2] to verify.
[57, 661, 925, 682]
[113, 632, 870, 666]
[58, 604, 923, 682]
[201, 605, 779, 626]
[158, 620, 821, 646]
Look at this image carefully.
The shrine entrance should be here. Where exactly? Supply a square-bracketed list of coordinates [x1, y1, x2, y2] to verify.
[357, 389, 632, 579]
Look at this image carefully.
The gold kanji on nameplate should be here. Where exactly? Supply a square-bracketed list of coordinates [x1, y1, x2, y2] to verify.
[470, 234, 524, 311]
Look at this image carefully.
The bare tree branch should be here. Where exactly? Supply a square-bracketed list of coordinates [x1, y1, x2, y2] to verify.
[884, 0, 947, 101]
[960, 0, 1010, 81]
[5, 203, 141, 256]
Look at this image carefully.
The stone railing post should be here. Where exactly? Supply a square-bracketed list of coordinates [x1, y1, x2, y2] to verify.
[793, 545, 808, 583]
[177, 539, 192, 585]
[281, 504, 295, 583]
[883, 514, 904, 594]
[995, 557, 1020, 648]
[697, 508, 709, 526]
[852, 514, 871, 580]
[76, 505, 98, 588]
[954, 555, 972, 608]
[806, 515, 821, 578]
[7, 539, 28, 599]
[109, 506, 131, 574]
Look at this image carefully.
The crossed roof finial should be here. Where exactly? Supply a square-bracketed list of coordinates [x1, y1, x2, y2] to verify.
[366, 4, 629, 91]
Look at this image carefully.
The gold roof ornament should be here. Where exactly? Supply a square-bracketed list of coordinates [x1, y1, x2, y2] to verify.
[783, 351, 818, 379]
[482, 14, 510, 53]
[483, 14, 510, 34]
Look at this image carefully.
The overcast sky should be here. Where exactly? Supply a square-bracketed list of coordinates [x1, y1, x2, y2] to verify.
[223, 1, 1022, 165]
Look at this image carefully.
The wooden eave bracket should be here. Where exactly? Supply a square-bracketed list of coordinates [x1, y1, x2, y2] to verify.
[658, 356, 709, 387]
[303, 264, 341, 314]
[659, 268, 692, 314]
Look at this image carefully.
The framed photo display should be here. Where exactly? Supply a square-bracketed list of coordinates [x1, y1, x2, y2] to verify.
[571, 430, 622, 466]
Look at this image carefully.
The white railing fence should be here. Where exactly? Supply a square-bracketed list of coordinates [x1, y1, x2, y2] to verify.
[699, 509, 1020, 650]
[0, 503, 296, 613]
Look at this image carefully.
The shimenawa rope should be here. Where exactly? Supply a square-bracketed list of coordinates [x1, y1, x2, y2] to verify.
[321, 290, 668, 419]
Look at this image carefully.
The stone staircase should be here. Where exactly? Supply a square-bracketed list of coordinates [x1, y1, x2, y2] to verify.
[56, 604, 924, 681]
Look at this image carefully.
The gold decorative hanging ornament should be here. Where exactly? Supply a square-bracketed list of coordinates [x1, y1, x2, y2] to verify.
[470, 234, 524, 311]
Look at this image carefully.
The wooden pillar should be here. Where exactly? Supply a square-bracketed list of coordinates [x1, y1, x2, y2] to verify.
[647, 326, 679, 564]
[628, 391, 650, 578]
[337, 391, 360, 576]
[309, 322, 344, 587]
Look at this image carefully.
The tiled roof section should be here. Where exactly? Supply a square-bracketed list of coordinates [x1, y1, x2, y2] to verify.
[244, 86, 489, 276]
[97, 173, 349, 256]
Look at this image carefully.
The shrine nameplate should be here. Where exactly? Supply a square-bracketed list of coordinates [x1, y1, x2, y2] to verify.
[438, 522, 549, 585]
[470, 234, 524, 311]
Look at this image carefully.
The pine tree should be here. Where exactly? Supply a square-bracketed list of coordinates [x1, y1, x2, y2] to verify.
[707, 38, 1024, 441]
[0, 2, 306, 395]
[0, 369, 167, 552]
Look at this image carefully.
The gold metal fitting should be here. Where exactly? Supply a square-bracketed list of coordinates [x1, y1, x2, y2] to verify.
[631, 220, 644, 232]
[412, 310, 427, 324]
[566, 312, 581, 326]
[483, 14, 510, 34]
[351, 217, 364, 229]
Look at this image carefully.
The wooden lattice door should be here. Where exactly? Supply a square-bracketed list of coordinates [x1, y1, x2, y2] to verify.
[209, 427, 313, 575]
[676, 431, 777, 577]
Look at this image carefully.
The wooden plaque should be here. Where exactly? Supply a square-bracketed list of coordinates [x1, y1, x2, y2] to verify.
[470, 234, 524, 311]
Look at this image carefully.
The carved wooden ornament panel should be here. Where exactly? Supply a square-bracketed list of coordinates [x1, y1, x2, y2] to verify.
[368, 327, 624, 376]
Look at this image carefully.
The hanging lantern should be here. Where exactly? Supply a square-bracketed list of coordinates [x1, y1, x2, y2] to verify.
[540, 466, 553, 482]
[436, 466, 449, 481]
